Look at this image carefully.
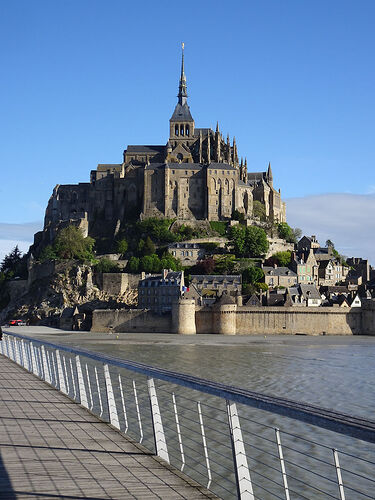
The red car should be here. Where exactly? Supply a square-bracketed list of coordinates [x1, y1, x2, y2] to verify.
[8, 319, 24, 326]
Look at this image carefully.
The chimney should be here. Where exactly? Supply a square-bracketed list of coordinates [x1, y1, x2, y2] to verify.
[141, 272, 146, 280]
[163, 269, 168, 279]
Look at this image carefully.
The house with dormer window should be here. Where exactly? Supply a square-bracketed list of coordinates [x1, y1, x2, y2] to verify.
[262, 266, 297, 288]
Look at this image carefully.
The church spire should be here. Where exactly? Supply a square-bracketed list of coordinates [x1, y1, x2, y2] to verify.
[178, 42, 188, 105]
[267, 162, 273, 186]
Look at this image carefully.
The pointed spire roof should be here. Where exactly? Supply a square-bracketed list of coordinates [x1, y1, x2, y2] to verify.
[170, 43, 194, 123]
[267, 162, 273, 179]
[178, 42, 188, 105]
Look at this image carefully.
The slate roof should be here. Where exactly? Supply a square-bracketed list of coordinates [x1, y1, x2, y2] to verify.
[267, 294, 285, 306]
[194, 128, 211, 137]
[300, 284, 321, 300]
[191, 275, 241, 284]
[169, 242, 203, 249]
[126, 145, 165, 154]
[170, 103, 194, 122]
[263, 267, 297, 277]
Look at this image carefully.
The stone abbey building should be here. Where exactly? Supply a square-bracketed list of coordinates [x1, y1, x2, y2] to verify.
[44, 47, 285, 240]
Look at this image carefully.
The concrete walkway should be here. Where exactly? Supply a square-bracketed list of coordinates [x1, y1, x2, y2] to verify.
[0, 354, 217, 499]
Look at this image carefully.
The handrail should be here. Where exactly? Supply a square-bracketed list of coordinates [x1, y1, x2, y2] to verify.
[4, 329, 375, 444]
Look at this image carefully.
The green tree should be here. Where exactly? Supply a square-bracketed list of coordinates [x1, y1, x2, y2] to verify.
[95, 258, 119, 273]
[54, 226, 95, 261]
[277, 222, 295, 243]
[232, 209, 245, 222]
[228, 225, 246, 256]
[229, 225, 269, 257]
[117, 238, 128, 255]
[39, 245, 58, 262]
[252, 201, 266, 221]
[215, 255, 236, 274]
[143, 236, 156, 256]
[1, 245, 23, 276]
[293, 228, 302, 241]
[244, 226, 269, 257]
[268, 251, 292, 267]
[128, 256, 140, 273]
[242, 266, 264, 284]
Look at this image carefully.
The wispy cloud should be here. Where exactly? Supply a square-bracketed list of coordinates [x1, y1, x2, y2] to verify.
[0, 222, 42, 262]
[286, 193, 375, 264]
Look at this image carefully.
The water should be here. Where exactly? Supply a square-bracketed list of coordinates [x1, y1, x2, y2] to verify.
[11, 328, 375, 499]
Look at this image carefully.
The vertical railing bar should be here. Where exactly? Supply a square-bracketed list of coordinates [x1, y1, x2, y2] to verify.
[197, 400, 212, 490]
[147, 377, 169, 463]
[275, 428, 290, 500]
[118, 373, 128, 432]
[69, 358, 77, 400]
[85, 363, 94, 410]
[51, 351, 58, 387]
[47, 350, 54, 384]
[76, 355, 88, 408]
[29, 342, 38, 375]
[94, 366, 103, 417]
[172, 392, 185, 471]
[103, 364, 120, 428]
[333, 448, 346, 500]
[62, 356, 70, 394]
[226, 400, 254, 500]
[133, 380, 143, 443]
[15, 338, 22, 366]
[41, 346, 50, 383]
[56, 350, 67, 394]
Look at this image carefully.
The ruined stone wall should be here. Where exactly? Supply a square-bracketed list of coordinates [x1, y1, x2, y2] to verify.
[91, 309, 171, 333]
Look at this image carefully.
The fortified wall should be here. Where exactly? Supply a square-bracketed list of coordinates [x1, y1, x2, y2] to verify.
[91, 300, 375, 335]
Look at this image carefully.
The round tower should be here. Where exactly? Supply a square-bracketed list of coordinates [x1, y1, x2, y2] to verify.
[215, 304, 237, 335]
[172, 299, 196, 335]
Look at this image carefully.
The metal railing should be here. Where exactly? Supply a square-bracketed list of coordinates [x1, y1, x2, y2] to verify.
[1, 331, 375, 499]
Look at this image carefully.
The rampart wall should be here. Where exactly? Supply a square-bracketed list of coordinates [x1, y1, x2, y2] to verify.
[91, 308, 171, 333]
[91, 302, 375, 335]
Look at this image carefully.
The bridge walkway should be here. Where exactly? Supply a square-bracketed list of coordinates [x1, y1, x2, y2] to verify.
[0, 355, 216, 500]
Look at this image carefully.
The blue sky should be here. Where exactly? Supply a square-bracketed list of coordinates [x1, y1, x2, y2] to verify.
[1, 1, 374, 261]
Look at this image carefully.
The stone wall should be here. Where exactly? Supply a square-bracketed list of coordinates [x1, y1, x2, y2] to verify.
[266, 238, 295, 259]
[91, 308, 171, 333]
[91, 303, 375, 335]
[96, 272, 141, 294]
[195, 306, 364, 335]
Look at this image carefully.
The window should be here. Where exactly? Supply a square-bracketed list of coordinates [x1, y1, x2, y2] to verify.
[175, 125, 179, 136]
[186, 125, 190, 136]
[180, 125, 184, 136]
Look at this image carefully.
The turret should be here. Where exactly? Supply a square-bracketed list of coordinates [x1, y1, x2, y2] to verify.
[226, 134, 231, 163]
[207, 131, 211, 163]
[215, 122, 221, 162]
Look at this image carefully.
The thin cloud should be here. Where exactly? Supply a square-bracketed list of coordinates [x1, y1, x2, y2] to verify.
[0, 222, 42, 262]
[286, 193, 375, 264]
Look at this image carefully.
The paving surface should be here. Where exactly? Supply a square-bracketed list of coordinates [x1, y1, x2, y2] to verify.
[0, 354, 217, 499]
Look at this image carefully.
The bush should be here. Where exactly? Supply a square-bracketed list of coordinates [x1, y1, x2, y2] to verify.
[277, 223, 295, 243]
[54, 226, 95, 261]
[128, 256, 140, 273]
[95, 258, 120, 273]
[214, 255, 236, 274]
[232, 209, 245, 222]
[253, 201, 267, 221]
[267, 251, 292, 267]
[242, 266, 264, 284]
[117, 238, 128, 255]
[229, 225, 269, 257]
[209, 221, 227, 236]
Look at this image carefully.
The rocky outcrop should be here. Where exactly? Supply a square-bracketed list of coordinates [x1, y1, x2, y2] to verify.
[0, 260, 137, 330]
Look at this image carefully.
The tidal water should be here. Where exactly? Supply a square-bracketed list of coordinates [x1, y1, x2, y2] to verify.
[12, 328, 375, 499]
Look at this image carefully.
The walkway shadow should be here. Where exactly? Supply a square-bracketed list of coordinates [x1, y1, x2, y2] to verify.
[0, 450, 16, 499]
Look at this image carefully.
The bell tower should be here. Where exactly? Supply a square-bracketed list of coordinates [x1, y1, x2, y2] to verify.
[169, 43, 195, 143]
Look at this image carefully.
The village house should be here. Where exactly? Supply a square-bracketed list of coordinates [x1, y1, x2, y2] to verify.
[168, 242, 206, 266]
[290, 249, 319, 284]
[189, 275, 241, 298]
[138, 270, 185, 314]
[262, 266, 298, 288]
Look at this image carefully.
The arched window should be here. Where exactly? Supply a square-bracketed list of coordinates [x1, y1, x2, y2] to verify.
[186, 125, 190, 137]
[180, 124, 184, 136]
[175, 125, 179, 136]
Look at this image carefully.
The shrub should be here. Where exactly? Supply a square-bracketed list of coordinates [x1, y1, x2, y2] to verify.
[95, 258, 120, 273]
[209, 221, 227, 236]
[54, 226, 95, 261]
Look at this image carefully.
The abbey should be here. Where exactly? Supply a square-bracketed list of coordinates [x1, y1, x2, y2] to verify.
[44, 47, 285, 238]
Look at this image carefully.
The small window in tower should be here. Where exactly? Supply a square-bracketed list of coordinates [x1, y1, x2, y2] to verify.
[186, 125, 190, 136]
[175, 125, 179, 136]
[180, 125, 184, 136]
